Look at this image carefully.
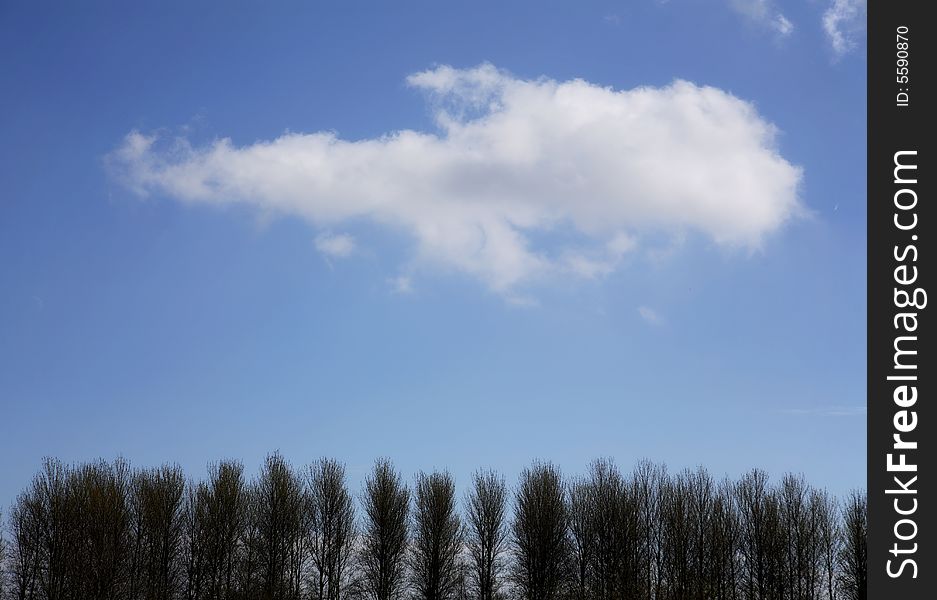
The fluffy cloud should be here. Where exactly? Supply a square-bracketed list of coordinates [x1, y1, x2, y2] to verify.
[823, 0, 867, 57]
[110, 64, 802, 294]
[728, 0, 794, 37]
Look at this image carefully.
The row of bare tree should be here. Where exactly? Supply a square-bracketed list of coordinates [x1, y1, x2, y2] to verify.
[2, 456, 865, 600]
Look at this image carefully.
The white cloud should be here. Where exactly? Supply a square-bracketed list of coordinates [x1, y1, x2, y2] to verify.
[823, 0, 866, 57]
[728, 0, 795, 36]
[110, 64, 803, 295]
[314, 232, 356, 258]
[638, 306, 664, 325]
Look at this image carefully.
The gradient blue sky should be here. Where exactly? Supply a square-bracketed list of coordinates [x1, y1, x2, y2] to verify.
[1, 0, 866, 510]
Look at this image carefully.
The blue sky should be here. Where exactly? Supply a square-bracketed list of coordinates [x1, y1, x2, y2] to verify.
[0, 0, 866, 509]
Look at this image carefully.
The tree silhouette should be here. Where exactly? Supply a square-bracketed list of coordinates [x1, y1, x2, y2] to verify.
[246, 453, 307, 600]
[465, 470, 508, 600]
[632, 460, 666, 600]
[410, 471, 463, 600]
[838, 491, 867, 600]
[128, 464, 186, 600]
[1, 455, 867, 600]
[359, 459, 410, 600]
[510, 462, 568, 600]
[307, 458, 356, 600]
[813, 488, 840, 600]
[184, 459, 248, 600]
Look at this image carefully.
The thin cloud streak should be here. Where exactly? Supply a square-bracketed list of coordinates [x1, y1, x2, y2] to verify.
[780, 406, 866, 417]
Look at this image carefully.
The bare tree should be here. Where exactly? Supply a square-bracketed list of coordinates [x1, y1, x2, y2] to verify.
[26, 458, 71, 600]
[837, 491, 866, 600]
[707, 479, 740, 600]
[128, 464, 186, 600]
[307, 458, 356, 600]
[182, 482, 208, 600]
[659, 470, 692, 600]
[2, 455, 871, 600]
[778, 473, 828, 600]
[239, 481, 263, 598]
[359, 459, 410, 600]
[250, 453, 308, 600]
[200, 460, 248, 600]
[451, 563, 469, 600]
[465, 470, 508, 600]
[511, 462, 568, 600]
[685, 467, 714, 600]
[410, 471, 463, 600]
[9, 492, 39, 600]
[68, 459, 133, 600]
[811, 489, 840, 600]
[735, 469, 784, 600]
[579, 458, 642, 600]
[566, 477, 591, 600]
[0, 510, 5, 600]
[632, 460, 666, 600]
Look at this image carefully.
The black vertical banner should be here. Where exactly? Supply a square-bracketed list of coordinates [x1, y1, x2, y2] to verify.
[868, 1, 932, 598]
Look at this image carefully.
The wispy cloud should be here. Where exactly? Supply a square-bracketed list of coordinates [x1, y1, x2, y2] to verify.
[314, 232, 356, 258]
[780, 406, 866, 417]
[110, 64, 802, 296]
[638, 306, 664, 325]
[388, 275, 413, 295]
[728, 0, 795, 37]
[823, 0, 867, 58]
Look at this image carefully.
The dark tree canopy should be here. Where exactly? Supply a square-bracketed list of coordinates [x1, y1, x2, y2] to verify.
[1, 456, 864, 600]
[510, 462, 569, 600]
[359, 459, 410, 600]
[465, 470, 508, 600]
[838, 491, 867, 600]
[410, 471, 463, 600]
[307, 458, 356, 600]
